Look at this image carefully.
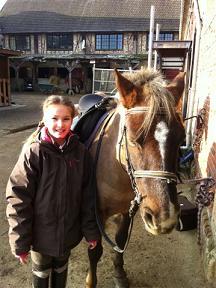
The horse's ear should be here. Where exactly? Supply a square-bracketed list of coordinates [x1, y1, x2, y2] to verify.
[166, 71, 186, 110]
[115, 69, 137, 108]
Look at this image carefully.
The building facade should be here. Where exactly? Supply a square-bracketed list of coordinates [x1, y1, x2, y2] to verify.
[0, 0, 181, 93]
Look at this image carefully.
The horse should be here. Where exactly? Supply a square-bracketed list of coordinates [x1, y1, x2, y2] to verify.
[85, 68, 186, 288]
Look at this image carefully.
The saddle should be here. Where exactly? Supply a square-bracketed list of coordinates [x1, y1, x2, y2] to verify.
[73, 97, 118, 147]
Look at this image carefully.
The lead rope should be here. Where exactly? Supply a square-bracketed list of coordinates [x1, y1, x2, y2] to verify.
[195, 178, 215, 245]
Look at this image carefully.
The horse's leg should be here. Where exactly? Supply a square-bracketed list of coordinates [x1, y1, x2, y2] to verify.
[113, 213, 130, 288]
[86, 240, 103, 288]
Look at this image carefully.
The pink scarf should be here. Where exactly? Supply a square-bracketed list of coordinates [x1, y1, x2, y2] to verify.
[40, 127, 74, 146]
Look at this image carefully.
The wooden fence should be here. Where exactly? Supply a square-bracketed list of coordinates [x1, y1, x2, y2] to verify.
[0, 78, 10, 106]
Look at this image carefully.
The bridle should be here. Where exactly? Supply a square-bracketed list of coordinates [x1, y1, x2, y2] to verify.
[119, 106, 178, 216]
[94, 105, 178, 253]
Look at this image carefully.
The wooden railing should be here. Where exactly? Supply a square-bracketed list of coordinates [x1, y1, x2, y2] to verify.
[0, 78, 10, 106]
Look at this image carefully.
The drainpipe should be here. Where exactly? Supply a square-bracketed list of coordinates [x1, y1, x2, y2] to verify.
[153, 23, 160, 71]
[148, 5, 155, 69]
[92, 62, 95, 93]
[179, 0, 184, 40]
[186, 0, 202, 147]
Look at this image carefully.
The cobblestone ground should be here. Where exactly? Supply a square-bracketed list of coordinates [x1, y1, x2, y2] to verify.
[0, 92, 214, 288]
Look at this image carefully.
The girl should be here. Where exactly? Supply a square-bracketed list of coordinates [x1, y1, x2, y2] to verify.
[6, 95, 101, 288]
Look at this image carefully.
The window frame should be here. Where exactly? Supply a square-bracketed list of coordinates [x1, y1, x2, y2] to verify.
[158, 32, 174, 41]
[95, 33, 123, 51]
[46, 33, 73, 51]
[9, 34, 31, 51]
[146, 32, 175, 50]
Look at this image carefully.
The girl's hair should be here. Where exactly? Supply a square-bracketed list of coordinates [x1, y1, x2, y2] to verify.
[24, 95, 75, 146]
[42, 95, 75, 118]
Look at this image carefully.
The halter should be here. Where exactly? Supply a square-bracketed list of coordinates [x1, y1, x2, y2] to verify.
[119, 106, 178, 216]
[94, 105, 178, 253]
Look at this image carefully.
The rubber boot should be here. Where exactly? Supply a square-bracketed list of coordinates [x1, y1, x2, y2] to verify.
[32, 274, 49, 288]
[51, 269, 68, 288]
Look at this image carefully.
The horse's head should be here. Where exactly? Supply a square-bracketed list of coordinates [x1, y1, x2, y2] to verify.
[115, 68, 185, 235]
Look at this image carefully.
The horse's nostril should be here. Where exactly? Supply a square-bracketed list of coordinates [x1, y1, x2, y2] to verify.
[144, 211, 153, 226]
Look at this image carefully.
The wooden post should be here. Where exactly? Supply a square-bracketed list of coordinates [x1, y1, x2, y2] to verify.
[64, 61, 77, 94]
[3, 79, 7, 105]
[68, 70, 72, 90]
[0, 79, 2, 106]
[6, 57, 11, 105]
[10, 61, 24, 92]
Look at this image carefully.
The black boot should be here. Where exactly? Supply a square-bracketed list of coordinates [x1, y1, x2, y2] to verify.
[51, 269, 68, 288]
[32, 274, 49, 288]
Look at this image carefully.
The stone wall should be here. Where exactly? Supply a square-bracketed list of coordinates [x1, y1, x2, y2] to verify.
[182, 0, 216, 284]
[194, 1, 216, 184]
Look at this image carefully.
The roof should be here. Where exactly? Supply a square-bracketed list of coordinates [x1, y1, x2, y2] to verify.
[0, 48, 21, 56]
[0, 0, 181, 19]
[13, 53, 148, 62]
[0, 0, 181, 33]
[0, 12, 180, 33]
[153, 40, 192, 57]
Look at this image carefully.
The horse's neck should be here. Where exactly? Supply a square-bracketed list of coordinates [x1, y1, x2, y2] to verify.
[90, 108, 121, 163]
[91, 108, 133, 217]
[106, 110, 121, 140]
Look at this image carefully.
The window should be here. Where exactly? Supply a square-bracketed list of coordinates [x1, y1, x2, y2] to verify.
[96, 34, 123, 50]
[47, 34, 73, 50]
[9, 35, 31, 51]
[147, 32, 174, 50]
[159, 33, 174, 41]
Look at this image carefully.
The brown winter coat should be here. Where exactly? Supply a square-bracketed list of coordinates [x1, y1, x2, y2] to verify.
[6, 133, 100, 257]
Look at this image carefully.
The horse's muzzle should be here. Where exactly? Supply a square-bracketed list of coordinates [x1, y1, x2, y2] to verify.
[141, 208, 179, 235]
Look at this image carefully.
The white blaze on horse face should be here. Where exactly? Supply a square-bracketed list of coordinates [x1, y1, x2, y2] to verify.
[154, 121, 169, 163]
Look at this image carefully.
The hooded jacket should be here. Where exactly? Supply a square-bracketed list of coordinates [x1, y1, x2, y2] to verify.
[6, 129, 100, 257]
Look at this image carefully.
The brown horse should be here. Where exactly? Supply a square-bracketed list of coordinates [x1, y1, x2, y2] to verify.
[86, 68, 185, 288]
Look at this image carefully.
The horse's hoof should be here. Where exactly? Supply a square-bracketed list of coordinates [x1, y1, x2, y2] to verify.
[113, 276, 129, 288]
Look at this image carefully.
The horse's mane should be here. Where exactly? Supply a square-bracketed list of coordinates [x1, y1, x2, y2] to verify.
[123, 69, 176, 139]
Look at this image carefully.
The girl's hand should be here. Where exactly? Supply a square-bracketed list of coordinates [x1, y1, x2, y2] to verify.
[88, 240, 98, 250]
[14, 252, 29, 264]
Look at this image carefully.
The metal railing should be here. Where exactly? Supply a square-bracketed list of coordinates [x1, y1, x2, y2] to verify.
[92, 67, 136, 95]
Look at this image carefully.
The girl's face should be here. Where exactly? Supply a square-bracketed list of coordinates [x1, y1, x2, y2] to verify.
[43, 104, 73, 145]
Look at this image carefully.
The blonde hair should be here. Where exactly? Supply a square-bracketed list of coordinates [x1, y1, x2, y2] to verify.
[24, 95, 75, 145]
[42, 95, 75, 118]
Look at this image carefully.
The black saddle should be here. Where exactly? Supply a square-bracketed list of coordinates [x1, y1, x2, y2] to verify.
[73, 97, 117, 145]
[78, 93, 104, 114]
